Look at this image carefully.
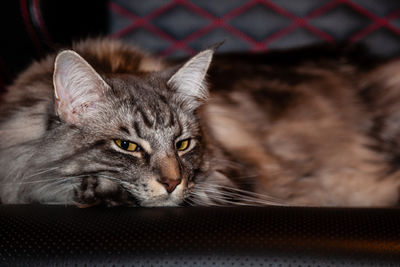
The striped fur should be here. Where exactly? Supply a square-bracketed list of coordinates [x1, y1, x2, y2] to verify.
[1, 39, 400, 207]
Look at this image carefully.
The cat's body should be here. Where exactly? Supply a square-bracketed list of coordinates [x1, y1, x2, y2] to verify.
[1, 39, 400, 207]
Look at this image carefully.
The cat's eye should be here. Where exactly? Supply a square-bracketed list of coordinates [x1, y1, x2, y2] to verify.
[115, 139, 141, 152]
[176, 139, 191, 151]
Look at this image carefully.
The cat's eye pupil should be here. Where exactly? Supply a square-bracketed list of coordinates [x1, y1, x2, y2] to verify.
[121, 141, 129, 150]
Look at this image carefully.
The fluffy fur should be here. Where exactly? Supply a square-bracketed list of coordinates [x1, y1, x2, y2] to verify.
[1, 38, 400, 207]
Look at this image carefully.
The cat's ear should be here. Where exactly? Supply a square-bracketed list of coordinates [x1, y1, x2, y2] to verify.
[167, 49, 214, 111]
[53, 50, 110, 124]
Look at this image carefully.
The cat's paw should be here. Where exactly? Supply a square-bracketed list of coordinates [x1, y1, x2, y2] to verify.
[74, 176, 101, 207]
[74, 176, 137, 207]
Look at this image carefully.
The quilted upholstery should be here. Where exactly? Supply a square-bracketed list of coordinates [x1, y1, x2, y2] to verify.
[109, 0, 400, 58]
[2, 0, 400, 87]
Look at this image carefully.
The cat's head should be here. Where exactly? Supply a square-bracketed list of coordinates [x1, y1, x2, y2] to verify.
[51, 48, 214, 207]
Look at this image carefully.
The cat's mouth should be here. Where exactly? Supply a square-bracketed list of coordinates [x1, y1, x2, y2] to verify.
[138, 181, 186, 207]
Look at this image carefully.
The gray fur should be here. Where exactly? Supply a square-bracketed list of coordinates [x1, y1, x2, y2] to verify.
[0, 41, 223, 207]
[4, 39, 399, 207]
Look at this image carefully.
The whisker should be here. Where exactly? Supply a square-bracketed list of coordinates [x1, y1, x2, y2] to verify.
[192, 182, 289, 206]
[21, 166, 61, 181]
[0, 175, 77, 186]
[0, 172, 125, 187]
[199, 189, 285, 206]
[189, 191, 253, 206]
[0, 172, 118, 186]
[196, 182, 285, 201]
[33, 177, 80, 204]
[186, 194, 221, 207]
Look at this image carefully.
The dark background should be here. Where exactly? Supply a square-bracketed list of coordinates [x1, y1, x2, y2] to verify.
[1, 0, 400, 90]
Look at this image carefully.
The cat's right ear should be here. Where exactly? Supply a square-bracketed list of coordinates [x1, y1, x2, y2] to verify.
[53, 50, 110, 124]
[167, 49, 214, 112]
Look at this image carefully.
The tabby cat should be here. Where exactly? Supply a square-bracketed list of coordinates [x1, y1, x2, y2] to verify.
[1, 38, 400, 207]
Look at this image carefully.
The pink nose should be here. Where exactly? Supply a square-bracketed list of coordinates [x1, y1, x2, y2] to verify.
[157, 177, 182, 193]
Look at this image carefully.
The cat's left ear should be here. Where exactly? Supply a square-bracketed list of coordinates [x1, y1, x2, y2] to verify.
[53, 50, 111, 124]
[167, 49, 214, 111]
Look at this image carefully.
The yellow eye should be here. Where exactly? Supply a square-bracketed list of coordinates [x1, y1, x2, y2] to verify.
[114, 139, 140, 152]
[176, 139, 191, 151]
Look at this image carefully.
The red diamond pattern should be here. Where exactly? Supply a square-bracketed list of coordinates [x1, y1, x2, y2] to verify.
[3, 0, 400, 92]
[110, 0, 400, 57]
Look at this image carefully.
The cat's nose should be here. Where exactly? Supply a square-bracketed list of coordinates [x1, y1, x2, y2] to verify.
[158, 177, 182, 193]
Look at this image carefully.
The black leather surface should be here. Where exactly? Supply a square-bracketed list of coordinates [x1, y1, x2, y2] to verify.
[0, 205, 399, 266]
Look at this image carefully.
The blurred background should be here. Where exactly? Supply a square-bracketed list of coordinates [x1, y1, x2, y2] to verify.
[1, 0, 400, 91]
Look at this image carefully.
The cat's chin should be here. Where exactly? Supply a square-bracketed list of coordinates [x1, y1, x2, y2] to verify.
[139, 191, 184, 207]
[140, 198, 182, 207]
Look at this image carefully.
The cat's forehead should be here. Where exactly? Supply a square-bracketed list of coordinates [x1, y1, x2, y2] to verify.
[107, 75, 176, 119]
[102, 74, 195, 140]
[106, 74, 168, 98]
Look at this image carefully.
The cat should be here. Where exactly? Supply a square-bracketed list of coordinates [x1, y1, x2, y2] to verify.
[1, 38, 400, 207]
